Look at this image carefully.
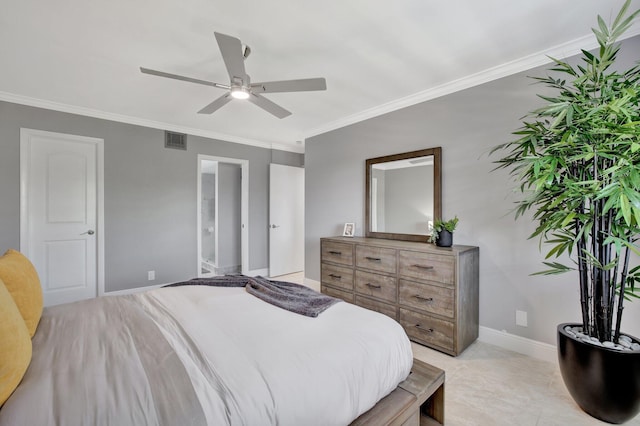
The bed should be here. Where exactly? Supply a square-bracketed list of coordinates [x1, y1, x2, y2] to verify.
[0, 268, 445, 425]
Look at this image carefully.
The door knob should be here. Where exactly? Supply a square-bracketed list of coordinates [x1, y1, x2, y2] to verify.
[81, 230, 95, 235]
[271, 224, 280, 229]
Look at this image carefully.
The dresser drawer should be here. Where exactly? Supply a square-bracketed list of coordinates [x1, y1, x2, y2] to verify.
[399, 251, 454, 286]
[321, 263, 354, 291]
[356, 245, 397, 274]
[400, 308, 454, 352]
[321, 240, 354, 266]
[322, 284, 354, 303]
[356, 295, 397, 320]
[355, 270, 397, 303]
[321, 237, 479, 356]
[399, 279, 454, 318]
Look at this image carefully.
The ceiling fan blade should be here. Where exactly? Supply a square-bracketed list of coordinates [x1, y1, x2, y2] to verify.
[248, 94, 291, 119]
[198, 93, 232, 114]
[214, 32, 247, 81]
[251, 78, 327, 94]
[140, 67, 228, 89]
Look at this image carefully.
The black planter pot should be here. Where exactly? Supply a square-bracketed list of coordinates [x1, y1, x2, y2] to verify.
[557, 323, 640, 424]
[435, 230, 453, 247]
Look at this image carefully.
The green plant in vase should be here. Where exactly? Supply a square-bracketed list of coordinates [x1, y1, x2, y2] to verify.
[432, 216, 458, 247]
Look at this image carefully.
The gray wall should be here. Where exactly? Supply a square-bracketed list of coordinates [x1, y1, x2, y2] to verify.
[271, 149, 304, 167]
[0, 100, 303, 292]
[305, 35, 640, 345]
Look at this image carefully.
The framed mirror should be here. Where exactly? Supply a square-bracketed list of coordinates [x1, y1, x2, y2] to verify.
[365, 147, 441, 242]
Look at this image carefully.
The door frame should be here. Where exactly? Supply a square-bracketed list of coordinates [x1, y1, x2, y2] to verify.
[19, 128, 105, 297]
[196, 154, 249, 276]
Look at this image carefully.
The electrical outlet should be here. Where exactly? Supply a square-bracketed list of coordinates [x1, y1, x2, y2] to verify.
[148, 270, 155, 281]
[516, 310, 528, 327]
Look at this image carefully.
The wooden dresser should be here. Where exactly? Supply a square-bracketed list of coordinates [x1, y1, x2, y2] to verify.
[320, 236, 479, 356]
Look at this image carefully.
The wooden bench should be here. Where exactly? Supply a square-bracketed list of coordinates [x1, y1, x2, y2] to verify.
[351, 358, 445, 425]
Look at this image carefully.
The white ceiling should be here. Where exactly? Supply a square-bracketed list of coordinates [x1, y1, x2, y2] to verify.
[1, 0, 639, 152]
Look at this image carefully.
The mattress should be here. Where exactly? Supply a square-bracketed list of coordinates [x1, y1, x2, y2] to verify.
[0, 285, 413, 425]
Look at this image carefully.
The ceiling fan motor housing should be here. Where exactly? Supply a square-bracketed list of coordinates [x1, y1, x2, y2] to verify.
[230, 75, 251, 99]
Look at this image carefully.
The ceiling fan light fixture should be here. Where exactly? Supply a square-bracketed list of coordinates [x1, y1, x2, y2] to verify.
[231, 86, 250, 100]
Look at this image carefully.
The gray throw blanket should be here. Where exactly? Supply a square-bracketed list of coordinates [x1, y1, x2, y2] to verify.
[164, 275, 340, 317]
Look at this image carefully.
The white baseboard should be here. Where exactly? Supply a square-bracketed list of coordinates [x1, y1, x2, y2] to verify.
[104, 270, 267, 296]
[104, 283, 167, 296]
[478, 326, 557, 364]
[304, 278, 321, 291]
[106, 268, 270, 296]
[306, 276, 557, 363]
[247, 268, 269, 277]
[105, 271, 296, 296]
[121, 273, 557, 363]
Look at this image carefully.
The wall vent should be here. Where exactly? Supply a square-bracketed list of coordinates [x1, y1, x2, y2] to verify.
[165, 131, 187, 150]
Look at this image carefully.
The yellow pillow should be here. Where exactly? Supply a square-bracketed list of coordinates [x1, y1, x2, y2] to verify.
[0, 250, 43, 337]
[0, 278, 32, 406]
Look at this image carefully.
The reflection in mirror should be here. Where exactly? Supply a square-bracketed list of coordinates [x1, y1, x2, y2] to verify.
[366, 147, 441, 243]
[370, 156, 434, 234]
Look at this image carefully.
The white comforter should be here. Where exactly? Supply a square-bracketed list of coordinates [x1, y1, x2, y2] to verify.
[0, 285, 413, 426]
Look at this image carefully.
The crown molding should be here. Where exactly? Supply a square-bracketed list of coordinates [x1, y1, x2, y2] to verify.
[0, 91, 305, 154]
[304, 26, 640, 140]
[3, 25, 638, 154]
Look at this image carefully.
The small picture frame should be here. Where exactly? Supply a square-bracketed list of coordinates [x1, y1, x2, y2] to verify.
[342, 222, 355, 237]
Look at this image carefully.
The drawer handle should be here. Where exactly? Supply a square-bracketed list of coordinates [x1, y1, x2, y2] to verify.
[414, 295, 434, 302]
[365, 283, 382, 289]
[328, 274, 342, 280]
[328, 250, 342, 255]
[412, 264, 434, 270]
[415, 324, 434, 333]
[365, 256, 381, 262]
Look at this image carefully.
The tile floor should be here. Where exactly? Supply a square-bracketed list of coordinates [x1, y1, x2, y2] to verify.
[273, 272, 640, 425]
[412, 340, 640, 426]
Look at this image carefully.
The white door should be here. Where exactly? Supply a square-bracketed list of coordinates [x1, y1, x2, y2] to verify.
[20, 129, 104, 306]
[269, 164, 304, 277]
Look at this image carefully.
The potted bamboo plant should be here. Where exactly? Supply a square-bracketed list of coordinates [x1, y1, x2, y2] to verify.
[492, 1, 640, 423]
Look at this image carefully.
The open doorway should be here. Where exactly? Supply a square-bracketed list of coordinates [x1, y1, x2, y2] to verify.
[197, 155, 248, 277]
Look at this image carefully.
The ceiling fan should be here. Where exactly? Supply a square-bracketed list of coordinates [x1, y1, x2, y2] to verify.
[140, 32, 327, 119]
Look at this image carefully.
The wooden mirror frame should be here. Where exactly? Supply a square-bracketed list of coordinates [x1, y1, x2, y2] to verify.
[365, 147, 442, 242]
